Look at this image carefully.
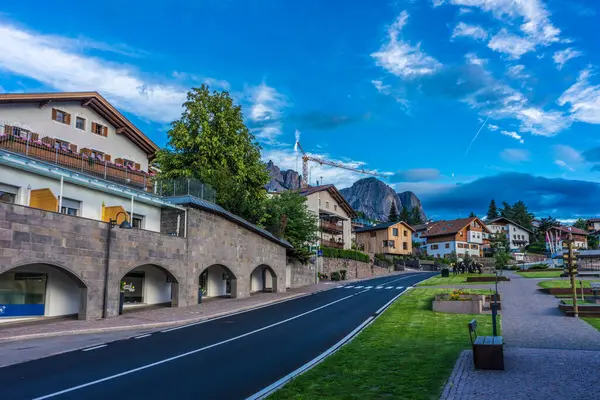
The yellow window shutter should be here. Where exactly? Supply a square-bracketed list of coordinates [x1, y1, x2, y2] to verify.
[103, 205, 128, 223]
[30, 188, 58, 212]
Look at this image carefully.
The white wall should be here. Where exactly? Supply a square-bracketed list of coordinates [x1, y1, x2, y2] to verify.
[456, 242, 480, 257]
[132, 265, 171, 305]
[467, 230, 483, 244]
[11, 265, 81, 317]
[0, 165, 162, 232]
[426, 241, 456, 258]
[0, 102, 149, 171]
[251, 268, 263, 292]
[206, 265, 228, 297]
[305, 189, 352, 249]
[507, 224, 531, 249]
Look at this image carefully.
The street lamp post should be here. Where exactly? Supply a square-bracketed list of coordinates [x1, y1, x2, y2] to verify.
[492, 271, 499, 336]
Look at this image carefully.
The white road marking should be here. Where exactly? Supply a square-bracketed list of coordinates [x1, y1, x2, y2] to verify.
[82, 345, 106, 352]
[385, 287, 393, 289]
[134, 334, 151, 340]
[33, 290, 370, 400]
[376, 286, 383, 289]
[345, 286, 354, 289]
[396, 286, 404, 290]
[355, 286, 363, 289]
[364, 286, 373, 289]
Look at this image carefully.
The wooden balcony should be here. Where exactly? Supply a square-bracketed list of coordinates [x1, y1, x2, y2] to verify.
[320, 220, 343, 234]
[322, 239, 344, 249]
[0, 131, 153, 191]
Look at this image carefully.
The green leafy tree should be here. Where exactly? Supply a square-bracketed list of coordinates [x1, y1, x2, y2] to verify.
[263, 191, 318, 262]
[494, 250, 512, 272]
[153, 85, 270, 224]
[588, 235, 599, 250]
[573, 218, 587, 231]
[409, 207, 423, 225]
[489, 232, 509, 254]
[487, 199, 499, 219]
[501, 201, 533, 230]
[388, 201, 399, 222]
[399, 206, 410, 223]
[535, 216, 560, 242]
[462, 251, 473, 267]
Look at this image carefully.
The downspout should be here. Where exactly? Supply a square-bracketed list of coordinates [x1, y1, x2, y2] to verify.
[102, 222, 112, 319]
[184, 208, 188, 238]
[57, 176, 64, 212]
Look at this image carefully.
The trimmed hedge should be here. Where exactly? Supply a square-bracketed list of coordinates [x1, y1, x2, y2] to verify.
[321, 247, 370, 263]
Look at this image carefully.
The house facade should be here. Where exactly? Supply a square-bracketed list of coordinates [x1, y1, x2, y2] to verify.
[411, 222, 434, 248]
[587, 218, 600, 232]
[300, 185, 356, 250]
[547, 225, 589, 249]
[355, 221, 414, 256]
[0, 92, 291, 321]
[422, 217, 490, 258]
[486, 217, 533, 251]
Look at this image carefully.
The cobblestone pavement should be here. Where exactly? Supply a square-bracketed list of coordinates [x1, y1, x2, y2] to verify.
[441, 348, 600, 400]
[441, 271, 600, 399]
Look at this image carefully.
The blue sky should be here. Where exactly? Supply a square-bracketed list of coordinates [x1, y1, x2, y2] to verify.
[1, 0, 600, 220]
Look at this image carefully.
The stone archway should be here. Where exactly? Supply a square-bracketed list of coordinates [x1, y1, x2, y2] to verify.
[0, 262, 88, 320]
[118, 264, 179, 313]
[199, 265, 238, 299]
[250, 264, 278, 294]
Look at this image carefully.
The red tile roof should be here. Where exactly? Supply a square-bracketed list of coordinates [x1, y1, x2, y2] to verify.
[422, 217, 490, 238]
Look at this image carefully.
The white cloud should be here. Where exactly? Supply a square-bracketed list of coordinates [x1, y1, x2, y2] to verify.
[0, 22, 187, 123]
[246, 83, 287, 144]
[458, 7, 473, 15]
[554, 144, 583, 167]
[507, 64, 530, 79]
[488, 29, 536, 59]
[553, 48, 582, 70]
[450, 0, 561, 58]
[371, 11, 442, 79]
[501, 148, 530, 162]
[432, 0, 445, 7]
[487, 124, 499, 131]
[555, 159, 573, 171]
[500, 130, 524, 143]
[465, 52, 486, 66]
[371, 79, 391, 94]
[558, 68, 600, 124]
[513, 107, 570, 136]
[452, 22, 488, 41]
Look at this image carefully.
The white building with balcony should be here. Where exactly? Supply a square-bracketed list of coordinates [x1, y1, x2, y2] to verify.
[486, 217, 533, 251]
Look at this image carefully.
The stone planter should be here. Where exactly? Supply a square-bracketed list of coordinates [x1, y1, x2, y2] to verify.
[432, 294, 485, 314]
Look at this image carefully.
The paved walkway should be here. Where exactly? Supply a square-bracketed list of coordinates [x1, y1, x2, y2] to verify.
[441, 272, 600, 399]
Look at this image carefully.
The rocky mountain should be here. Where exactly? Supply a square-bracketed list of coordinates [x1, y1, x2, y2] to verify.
[265, 160, 302, 191]
[339, 178, 427, 222]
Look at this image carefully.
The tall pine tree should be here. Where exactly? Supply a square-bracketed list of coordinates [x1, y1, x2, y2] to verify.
[409, 207, 423, 225]
[487, 199, 499, 219]
[399, 206, 410, 223]
[388, 201, 399, 222]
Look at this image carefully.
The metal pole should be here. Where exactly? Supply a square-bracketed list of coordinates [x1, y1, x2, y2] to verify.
[492, 271, 499, 336]
[102, 222, 112, 318]
[58, 176, 64, 213]
[569, 232, 579, 317]
[104, 161, 107, 179]
[130, 195, 134, 223]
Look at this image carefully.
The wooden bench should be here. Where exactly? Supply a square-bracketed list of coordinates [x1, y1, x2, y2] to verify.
[468, 319, 504, 370]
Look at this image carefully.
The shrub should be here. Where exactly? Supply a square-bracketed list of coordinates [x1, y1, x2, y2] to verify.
[321, 247, 370, 263]
[529, 263, 549, 269]
[318, 272, 328, 280]
[331, 271, 341, 281]
[340, 269, 347, 280]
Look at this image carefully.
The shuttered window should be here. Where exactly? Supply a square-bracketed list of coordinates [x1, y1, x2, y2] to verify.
[52, 108, 71, 125]
[91, 122, 108, 137]
[0, 183, 18, 204]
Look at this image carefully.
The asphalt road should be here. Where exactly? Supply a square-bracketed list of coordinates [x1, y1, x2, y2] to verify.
[0, 272, 435, 400]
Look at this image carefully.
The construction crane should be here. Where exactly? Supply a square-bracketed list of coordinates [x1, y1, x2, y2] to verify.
[295, 140, 387, 188]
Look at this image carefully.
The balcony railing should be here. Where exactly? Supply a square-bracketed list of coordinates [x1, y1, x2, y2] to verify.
[154, 177, 216, 203]
[320, 220, 343, 233]
[322, 239, 344, 249]
[0, 130, 153, 191]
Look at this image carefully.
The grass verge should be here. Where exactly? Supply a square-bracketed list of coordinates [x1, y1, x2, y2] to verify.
[270, 289, 498, 400]
[583, 318, 600, 332]
[516, 270, 563, 278]
[537, 280, 600, 289]
[417, 273, 499, 286]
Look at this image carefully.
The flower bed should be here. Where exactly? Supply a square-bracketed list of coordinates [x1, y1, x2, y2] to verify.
[432, 289, 485, 314]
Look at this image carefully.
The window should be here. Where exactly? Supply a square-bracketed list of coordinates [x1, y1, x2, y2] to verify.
[458, 243, 464, 248]
[123, 159, 135, 168]
[388, 240, 395, 248]
[92, 122, 107, 137]
[404, 230, 408, 237]
[393, 228, 399, 237]
[90, 149, 104, 160]
[383, 240, 388, 247]
[403, 242, 408, 250]
[75, 117, 86, 130]
[334, 205, 337, 212]
[0, 183, 18, 204]
[471, 244, 478, 249]
[128, 213, 145, 229]
[52, 108, 71, 125]
[431, 244, 439, 250]
[445, 243, 450, 248]
[10, 126, 30, 139]
[370, 231, 376, 238]
[325, 201, 329, 209]
[54, 139, 70, 151]
[59, 197, 80, 216]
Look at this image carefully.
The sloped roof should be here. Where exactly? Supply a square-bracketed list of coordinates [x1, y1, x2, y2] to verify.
[0, 92, 158, 155]
[410, 223, 433, 232]
[487, 217, 534, 234]
[298, 184, 357, 218]
[165, 195, 292, 248]
[422, 217, 490, 238]
[355, 220, 415, 233]
[551, 225, 588, 236]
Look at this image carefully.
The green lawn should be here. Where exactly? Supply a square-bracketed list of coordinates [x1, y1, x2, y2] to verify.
[271, 289, 498, 400]
[583, 318, 600, 331]
[517, 270, 564, 278]
[417, 273, 499, 286]
[537, 280, 600, 289]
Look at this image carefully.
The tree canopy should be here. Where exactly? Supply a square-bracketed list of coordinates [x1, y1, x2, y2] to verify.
[388, 201, 399, 222]
[399, 206, 410, 223]
[153, 85, 270, 224]
[263, 191, 318, 262]
[573, 218, 587, 231]
[487, 199, 499, 220]
[409, 207, 423, 225]
[501, 201, 534, 230]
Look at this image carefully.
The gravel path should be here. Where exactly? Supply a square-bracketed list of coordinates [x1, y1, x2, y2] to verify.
[499, 272, 600, 350]
[441, 348, 600, 400]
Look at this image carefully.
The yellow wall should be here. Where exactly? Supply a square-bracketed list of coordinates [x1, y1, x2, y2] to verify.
[356, 222, 413, 255]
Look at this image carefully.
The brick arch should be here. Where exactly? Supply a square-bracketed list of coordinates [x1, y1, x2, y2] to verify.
[250, 264, 279, 293]
[199, 264, 237, 281]
[118, 263, 181, 284]
[0, 260, 89, 288]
